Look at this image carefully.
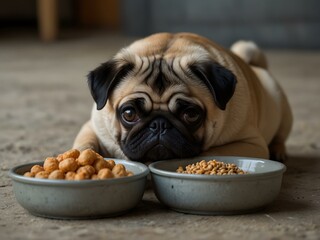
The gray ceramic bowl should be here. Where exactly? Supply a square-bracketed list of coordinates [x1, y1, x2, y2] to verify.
[9, 159, 149, 219]
[149, 156, 286, 215]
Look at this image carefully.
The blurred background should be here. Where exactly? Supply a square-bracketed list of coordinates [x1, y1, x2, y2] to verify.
[1, 0, 320, 48]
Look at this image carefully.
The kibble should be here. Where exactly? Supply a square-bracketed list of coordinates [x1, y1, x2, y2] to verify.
[77, 149, 97, 166]
[106, 159, 115, 170]
[93, 158, 110, 172]
[48, 170, 65, 180]
[98, 168, 114, 179]
[35, 171, 50, 179]
[77, 165, 96, 177]
[112, 164, 127, 178]
[30, 165, 44, 174]
[74, 172, 90, 180]
[59, 158, 78, 173]
[176, 159, 246, 175]
[60, 149, 80, 161]
[65, 171, 76, 180]
[23, 149, 133, 180]
[23, 172, 35, 177]
[43, 157, 59, 173]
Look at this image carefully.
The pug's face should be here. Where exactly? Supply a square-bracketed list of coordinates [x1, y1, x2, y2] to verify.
[87, 33, 237, 162]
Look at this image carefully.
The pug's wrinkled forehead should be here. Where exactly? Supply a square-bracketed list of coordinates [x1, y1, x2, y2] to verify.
[112, 46, 209, 95]
[87, 33, 237, 112]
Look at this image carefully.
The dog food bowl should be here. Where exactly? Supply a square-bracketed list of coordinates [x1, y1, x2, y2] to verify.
[9, 159, 149, 219]
[149, 156, 286, 215]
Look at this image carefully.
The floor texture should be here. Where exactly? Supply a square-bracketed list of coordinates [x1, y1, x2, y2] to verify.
[0, 32, 319, 240]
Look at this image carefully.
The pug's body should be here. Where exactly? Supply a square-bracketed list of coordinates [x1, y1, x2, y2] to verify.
[73, 32, 292, 162]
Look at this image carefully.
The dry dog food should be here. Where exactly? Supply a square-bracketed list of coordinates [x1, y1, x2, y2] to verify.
[23, 149, 134, 180]
[176, 159, 246, 175]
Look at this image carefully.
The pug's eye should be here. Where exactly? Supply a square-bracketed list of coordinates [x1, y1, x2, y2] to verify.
[122, 107, 140, 123]
[182, 108, 201, 124]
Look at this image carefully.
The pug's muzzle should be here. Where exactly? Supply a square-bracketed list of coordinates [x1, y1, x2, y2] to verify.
[120, 112, 202, 162]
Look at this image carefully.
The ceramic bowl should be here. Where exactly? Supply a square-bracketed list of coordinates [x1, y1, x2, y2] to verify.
[9, 159, 149, 219]
[149, 156, 286, 215]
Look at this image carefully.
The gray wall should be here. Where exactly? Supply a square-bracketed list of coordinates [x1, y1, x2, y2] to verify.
[0, 0, 74, 24]
[120, 0, 320, 48]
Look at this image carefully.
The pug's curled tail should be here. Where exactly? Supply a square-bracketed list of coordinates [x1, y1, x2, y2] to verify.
[230, 40, 268, 69]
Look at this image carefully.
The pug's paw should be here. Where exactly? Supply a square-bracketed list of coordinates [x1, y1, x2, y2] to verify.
[269, 142, 288, 163]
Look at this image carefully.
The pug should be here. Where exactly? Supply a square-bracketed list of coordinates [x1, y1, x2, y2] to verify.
[73, 32, 292, 162]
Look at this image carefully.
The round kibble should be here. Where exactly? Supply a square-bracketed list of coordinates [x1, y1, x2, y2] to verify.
[23, 149, 134, 180]
[65, 171, 76, 180]
[107, 159, 115, 170]
[91, 174, 98, 180]
[59, 158, 78, 173]
[24, 172, 35, 177]
[77, 149, 97, 166]
[77, 165, 95, 177]
[61, 149, 80, 161]
[30, 165, 44, 174]
[56, 154, 63, 162]
[43, 157, 59, 173]
[112, 164, 126, 178]
[48, 170, 65, 180]
[35, 171, 50, 179]
[126, 171, 134, 177]
[93, 159, 110, 172]
[98, 168, 114, 179]
[74, 172, 90, 180]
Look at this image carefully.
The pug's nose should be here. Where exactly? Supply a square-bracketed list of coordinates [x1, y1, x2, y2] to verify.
[149, 117, 172, 134]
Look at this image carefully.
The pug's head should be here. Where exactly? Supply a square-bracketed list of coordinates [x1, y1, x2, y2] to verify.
[87, 33, 237, 162]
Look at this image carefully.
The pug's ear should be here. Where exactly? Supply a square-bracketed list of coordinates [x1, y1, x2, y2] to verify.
[190, 62, 237, 110]
[87, 60, 133, 110]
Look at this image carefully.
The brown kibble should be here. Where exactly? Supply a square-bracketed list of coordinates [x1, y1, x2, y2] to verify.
[43, 157, 59, 173]
[77, 165, 95, 177]
[77, 149, 97, 166]
[35, 171, 49, 179]
[205, 165, 213, 171]
[74, 172, 90, 180]
[65, 171, 76, 180]
[98, 168, 114, 179]
[62, 149, 80, 161]
[106, 159, 116, 170]
[91, 174, 98, 180]
[112, 163, 125, 172]
[24, 149, 132, 181]
[93, 159, 111, 172]
[177, 166, 184, 173]
[177, 159, 246, 175]
[23, 172, 35, 177]
[112, 164, 126, 178]
[48, 170, 65, 180]
[56, 154, 63, 162]
[59, 158, 78, 173]
[30, 165, 44, 174]
[126, 171, 134, 177]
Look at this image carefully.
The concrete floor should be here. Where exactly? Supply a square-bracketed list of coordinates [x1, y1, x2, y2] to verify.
[0, 32, 319, 240]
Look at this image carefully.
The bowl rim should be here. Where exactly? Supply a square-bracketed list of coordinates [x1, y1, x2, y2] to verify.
[149, 156, 286, 181]
[8, 158, 149, 186]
